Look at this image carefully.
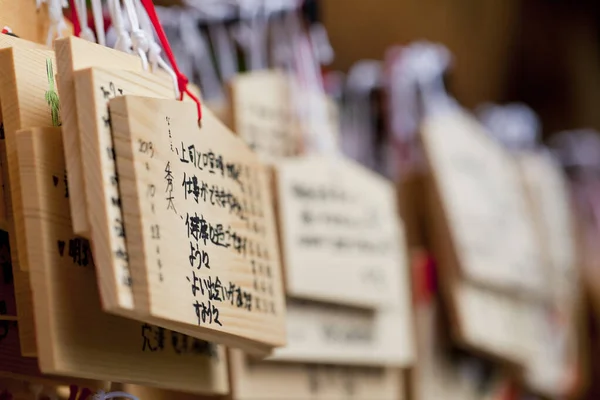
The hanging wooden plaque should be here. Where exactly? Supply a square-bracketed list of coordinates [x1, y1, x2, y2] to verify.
[71, 66, 179, 314]
[421, 109, 546, 296]
[0, 34, 46, 225]
[108, 95, 286, 352]
[229, 71, 298, 160]
[422, 147, 545, 366]
[275, 155, 407, 309]
[15, 126, 229, 394]
[452, 282, 542, 365]
[268, 297, 413, 366]
[0, 41, 59, 356]
[516, 152, 585, 397]
[55, 37, 163, 236]
[228, 349, 403, 400]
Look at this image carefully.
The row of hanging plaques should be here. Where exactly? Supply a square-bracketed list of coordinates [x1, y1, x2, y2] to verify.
[0, 15, 414, 399]
[393, 44, 587, 398]
[0, 5, 586, 400]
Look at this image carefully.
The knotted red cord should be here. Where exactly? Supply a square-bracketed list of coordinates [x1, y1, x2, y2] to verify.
[139, 0, 203, 123]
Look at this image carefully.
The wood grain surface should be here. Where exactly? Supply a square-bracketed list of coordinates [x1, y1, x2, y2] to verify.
[109, 95, 286, 353]
[15, 126, 229, 394]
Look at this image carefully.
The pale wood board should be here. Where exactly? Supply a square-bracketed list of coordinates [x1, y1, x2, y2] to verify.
[109, 95, 286, 353]
[516, 152, 584, 397]
[268, 297, 413, 367]
[15, 127, 229, 394]
[0, 323, 104, 389]
[72, 67, 175, 314]
[55, 37, 164, 236]
[0, 39, 60, 356]
[275, 155, 408, 309]
[421, 141, 543, 366]
[229, 71, 298, 160]
[420, 109, 546, 296]
[229, 349, 403, 400]
[454, 282, 543, 366]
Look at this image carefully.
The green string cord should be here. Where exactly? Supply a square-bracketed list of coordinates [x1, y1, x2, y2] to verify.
[45, 58, 61, 127]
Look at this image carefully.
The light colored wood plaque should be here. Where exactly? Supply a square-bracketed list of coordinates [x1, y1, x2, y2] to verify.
[55, 37, 159, 236]
[0, 34, 46, 225]
[421, 109, 546, 296]
[70, 66, 217, 337]
[229, 349, 403, 400]
[15, 126, 229, 394]
[268, 298, 413, 366]
[517, 152, 583, 397]
[72, 67, 178, 314]
[454, 282, 542, 365]
[275, 155, 408, 309]
[0, 40, 60, 356]
[109, 95, 286, 353]
[229, 71, 298, 160]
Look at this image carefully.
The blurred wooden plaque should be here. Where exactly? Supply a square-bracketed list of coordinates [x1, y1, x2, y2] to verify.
[229, 349, 403, 400]
[517, 152, 584, 398]
[269, 297, 414, 366]
[108, 95, 286, 353]
[421, 110, 545, 295]
[453, 282, 542, 365]
[275, 155, 407, 308]
[229, 71, 298, 159]
[16, 127, 229, 394]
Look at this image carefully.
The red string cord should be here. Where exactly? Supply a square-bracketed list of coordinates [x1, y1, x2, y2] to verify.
[68, 0, 82, 37]
[139, 0, 203, 122]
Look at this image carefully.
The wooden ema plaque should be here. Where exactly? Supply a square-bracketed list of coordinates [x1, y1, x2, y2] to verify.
[420, 109, 546, 296]
[275, 155, 408, 309]
[15, 127, 229, 394]
[229, 71, 298, 160]
[71, 66, 176, 313]
[55, 37, 171, 236]
[516, 152, 584, 398]
[70, 67, 203, 316]
[108, 95, 286, 353]
[269, 298, 413, 366]
[228, 349, 403, 400]
[453, 282, 542, 365]
[420, 111, 548, 364]
[0, 38, 60, 356]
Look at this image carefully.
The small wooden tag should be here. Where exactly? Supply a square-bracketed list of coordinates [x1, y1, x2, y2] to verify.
[454, 282, 541, 364]
[229, 71, 298, 160]
[108, 95, 286, 353]
[421, 110, 546, 295]
[275, 155, 408, 309]
[55, 37, 160, 236]
[15, 126, 229, 394]
[71, 66, 199, 315]
[228, 349, 403, 400]
[269, 298, 413, 366]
